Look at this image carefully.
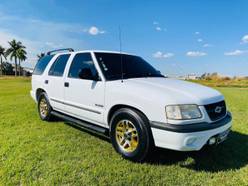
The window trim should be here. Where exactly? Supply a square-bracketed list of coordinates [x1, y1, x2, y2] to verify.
[90, 52, 106, 82]
[94, 52, 159, 81]
[67, 52, 101, 81]
[33, 55, 55, 75]
[48, 54, 71, 77]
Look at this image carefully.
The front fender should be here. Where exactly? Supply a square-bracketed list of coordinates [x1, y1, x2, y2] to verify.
[104, 96, 166, 125]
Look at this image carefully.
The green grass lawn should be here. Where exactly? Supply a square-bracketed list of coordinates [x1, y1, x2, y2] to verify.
[190, 79, 248, 88]
[0, 77, 248, 185]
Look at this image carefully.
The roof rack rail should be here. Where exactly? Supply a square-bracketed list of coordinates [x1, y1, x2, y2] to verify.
[47, 48, 74, 55]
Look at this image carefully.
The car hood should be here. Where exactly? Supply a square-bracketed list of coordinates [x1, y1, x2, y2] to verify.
[122, 78, 224, 105]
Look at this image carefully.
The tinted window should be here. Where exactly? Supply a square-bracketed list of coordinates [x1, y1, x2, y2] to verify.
[95, 52, 163, 80]
[33, 55, 54, 75]
[48, 54, 70, 76]
[68, 53, 97, 79]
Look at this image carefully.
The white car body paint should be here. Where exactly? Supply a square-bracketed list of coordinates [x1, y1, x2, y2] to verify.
[31, 50, 232, 151]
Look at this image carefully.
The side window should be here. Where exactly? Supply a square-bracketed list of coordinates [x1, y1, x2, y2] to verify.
[48, 54, 70, 77]
[68, 53, 98, 79]
[33, 55, 54, 75]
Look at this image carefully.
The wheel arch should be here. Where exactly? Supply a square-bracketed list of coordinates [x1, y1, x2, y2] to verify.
[36, 88, 46, 101]
[107, 104, 149, 126]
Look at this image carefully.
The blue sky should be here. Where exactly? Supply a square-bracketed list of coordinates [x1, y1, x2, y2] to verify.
[0, 0, 247, 76]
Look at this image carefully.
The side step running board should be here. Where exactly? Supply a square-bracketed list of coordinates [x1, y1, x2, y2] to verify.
[51, 111, 109, 137]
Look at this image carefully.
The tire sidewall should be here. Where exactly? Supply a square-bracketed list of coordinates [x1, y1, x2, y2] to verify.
[38, 92, 52, 121]
[110, 108, 152, 161]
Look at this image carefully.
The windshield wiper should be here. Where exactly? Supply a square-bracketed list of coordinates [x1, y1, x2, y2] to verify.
[129, 72, 164, 78]
[146, 73, 164, 77]
[107, 74, 129, 80]
[107, 72, 164, 80]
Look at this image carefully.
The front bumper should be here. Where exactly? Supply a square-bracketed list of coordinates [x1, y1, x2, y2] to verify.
[30, 90, 36, 102]
[150, 112, 232, 151]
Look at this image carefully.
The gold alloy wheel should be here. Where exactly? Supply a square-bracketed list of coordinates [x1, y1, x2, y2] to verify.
[39, 98, 48, 118]
[115, 120, 139, 153]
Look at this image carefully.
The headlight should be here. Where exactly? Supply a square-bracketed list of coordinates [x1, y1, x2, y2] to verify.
[165, 105, 202, 120]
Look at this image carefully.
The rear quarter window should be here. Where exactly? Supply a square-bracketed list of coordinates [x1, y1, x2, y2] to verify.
[33, 55, 54, 75]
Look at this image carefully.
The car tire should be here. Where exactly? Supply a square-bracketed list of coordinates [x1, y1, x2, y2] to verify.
[110, 108, 154, 162]
[38, 92, 53, 121]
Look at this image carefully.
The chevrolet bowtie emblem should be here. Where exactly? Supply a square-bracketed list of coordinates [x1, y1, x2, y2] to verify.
[215, 106, 222, 113]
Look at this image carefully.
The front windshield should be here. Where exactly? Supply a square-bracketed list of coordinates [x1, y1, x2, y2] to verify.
[95, 52, 164, 80]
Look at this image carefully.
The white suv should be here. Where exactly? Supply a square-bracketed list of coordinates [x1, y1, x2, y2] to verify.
[31, 48, 232, 162]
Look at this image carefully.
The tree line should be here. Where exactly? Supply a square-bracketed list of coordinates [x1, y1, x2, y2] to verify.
[0, 39, 27, 76]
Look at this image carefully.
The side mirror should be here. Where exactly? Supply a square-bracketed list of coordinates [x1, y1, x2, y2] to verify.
[78, 68, 100, 81]
[156, 70, 161, 74]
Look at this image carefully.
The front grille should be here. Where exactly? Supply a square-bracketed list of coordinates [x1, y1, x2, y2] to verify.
[204, 101, 227, 121]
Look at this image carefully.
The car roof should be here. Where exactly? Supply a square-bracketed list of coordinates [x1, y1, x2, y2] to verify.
[79, 50, 130, 54]
[51, 50, 135, 56]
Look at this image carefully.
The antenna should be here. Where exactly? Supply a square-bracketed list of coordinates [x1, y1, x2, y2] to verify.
[119, 26, 124, 83]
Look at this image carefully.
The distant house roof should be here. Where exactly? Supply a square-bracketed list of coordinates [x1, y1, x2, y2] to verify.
[11, 64, 34, 73]
[23, 67, 34, 73]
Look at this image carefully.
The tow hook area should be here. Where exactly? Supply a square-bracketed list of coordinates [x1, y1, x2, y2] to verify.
[208, 128, 231, 145]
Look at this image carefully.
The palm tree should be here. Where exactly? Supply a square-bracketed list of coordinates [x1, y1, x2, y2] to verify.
[5, 39, 26, 76]
[37, 52, 45, 60]
[17, 47, 27, 76]
[0, 46, 6, 76]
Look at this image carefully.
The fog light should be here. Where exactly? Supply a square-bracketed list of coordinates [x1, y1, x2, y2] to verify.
[209, 137, 216, 145]
[186, 137, 197, 145]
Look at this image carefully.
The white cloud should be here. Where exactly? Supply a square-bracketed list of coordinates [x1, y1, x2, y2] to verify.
[0, 30, 43, 67]
[45, 42, 63, 49]
[153, 21, 166, 32]
[195, 32, 200, 35]
[241, 34, 248, 44]
[224, 50, 248, 56]
[155, 26, 162, 31]
[153, 51, 174, 59]
[155, 26, 167, 32]
[197, 38, 203, 42]
[203, 43, 213, 47]
[0, 12, 107, 67]
[88, 26, 105, 35]
[153, 51, 163, 58]
[163, 52, 174, 58]
[186, 51, 207, 57]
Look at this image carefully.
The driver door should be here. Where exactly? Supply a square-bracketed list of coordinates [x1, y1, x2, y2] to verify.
[63, 52, 105, 126]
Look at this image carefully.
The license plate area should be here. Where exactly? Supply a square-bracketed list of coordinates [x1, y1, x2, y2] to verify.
[216, 128, 230, 144]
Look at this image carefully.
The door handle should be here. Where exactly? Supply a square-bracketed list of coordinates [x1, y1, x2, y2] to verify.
[64, 82, 69, 87]
[44, 80, 49, 84]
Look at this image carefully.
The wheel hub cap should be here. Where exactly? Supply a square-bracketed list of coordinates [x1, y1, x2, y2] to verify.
[115, 120, 139, 153]
[39, 98, 48, 117]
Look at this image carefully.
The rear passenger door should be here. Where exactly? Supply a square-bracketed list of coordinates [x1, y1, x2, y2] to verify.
[63, 52, 105, 126]
[46, 54, 70, 111]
